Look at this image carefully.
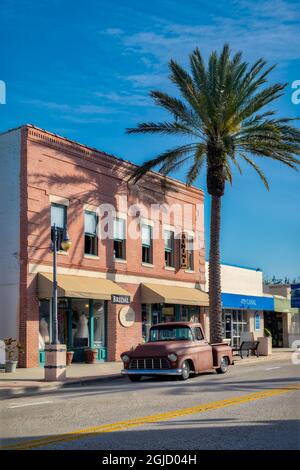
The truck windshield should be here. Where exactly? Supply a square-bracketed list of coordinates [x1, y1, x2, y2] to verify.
[149, 326, 193, 342]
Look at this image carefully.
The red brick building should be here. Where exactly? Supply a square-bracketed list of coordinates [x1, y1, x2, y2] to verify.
[0, 125, 208, 368]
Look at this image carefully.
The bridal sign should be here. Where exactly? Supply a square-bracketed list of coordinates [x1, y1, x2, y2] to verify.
[111, 294, 131, 305]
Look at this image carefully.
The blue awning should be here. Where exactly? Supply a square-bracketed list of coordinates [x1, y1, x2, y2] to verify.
[221, 293, 274, 311]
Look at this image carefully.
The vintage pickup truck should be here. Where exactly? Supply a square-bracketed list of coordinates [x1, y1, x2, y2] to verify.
[121, 322, 234, 381]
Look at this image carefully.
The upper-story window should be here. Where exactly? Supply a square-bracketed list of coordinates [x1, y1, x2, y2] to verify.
[84, 211, 98, 256]
[186, 235, 194, 270]
[142, 224, 153, 264]
[164, 230, 175, 267]
[51, 203, 67, 251]
[113, 218, 126, 260]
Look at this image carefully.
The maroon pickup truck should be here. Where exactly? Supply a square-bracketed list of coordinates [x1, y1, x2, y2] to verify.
[121, 322, 234, 381]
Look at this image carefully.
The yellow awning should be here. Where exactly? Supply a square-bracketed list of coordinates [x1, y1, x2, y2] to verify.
[141, 283, 209, 306]
[38, 273, 131, 300]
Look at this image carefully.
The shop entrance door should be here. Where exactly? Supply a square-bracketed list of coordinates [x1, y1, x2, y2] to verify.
[265, 312, 284, 347]
[224, 313, 233, 343]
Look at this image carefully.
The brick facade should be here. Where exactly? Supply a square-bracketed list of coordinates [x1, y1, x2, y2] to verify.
[16, 125, 206, 367]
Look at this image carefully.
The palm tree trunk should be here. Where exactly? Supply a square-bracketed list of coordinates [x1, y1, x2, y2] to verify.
[209, 195, 223, 344]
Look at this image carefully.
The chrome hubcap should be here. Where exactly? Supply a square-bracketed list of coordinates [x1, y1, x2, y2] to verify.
[182, 363, 189, 377]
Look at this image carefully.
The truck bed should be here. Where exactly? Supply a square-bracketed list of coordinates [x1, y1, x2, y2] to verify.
[211, 343, 234, 367]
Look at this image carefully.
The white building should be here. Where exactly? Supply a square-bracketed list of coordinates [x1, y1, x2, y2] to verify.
[205, 262, 274, 348]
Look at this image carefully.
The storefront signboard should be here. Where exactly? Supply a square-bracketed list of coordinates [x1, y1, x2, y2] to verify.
[221, 293, 274, 311]
[180, 232, 188, 269]
[291, 284, 300, 308]
[111, 294, 130, 305]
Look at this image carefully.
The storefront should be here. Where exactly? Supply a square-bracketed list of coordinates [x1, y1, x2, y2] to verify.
[221, 292, 274, 348]
[140, 283, 209, 340]
[263, 284, 300, 347]
[265, 296, 300, 347]
[38, 273, 131, 364]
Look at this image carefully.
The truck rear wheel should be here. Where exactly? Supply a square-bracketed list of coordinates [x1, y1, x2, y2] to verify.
[216, 357, 229, 374]
[180, 361, 190, 380]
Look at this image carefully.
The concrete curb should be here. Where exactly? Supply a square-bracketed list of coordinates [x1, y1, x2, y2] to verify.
[0, 373, 125, 399]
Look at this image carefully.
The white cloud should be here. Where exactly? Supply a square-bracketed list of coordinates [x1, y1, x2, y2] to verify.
[95, 91, 153, 106]
[60, 115, 113, 124]
[23, 99, 114, 115]
[238, 0, 300, 21]
[21, 99, 118, 123]
[104, 27, 124, 36]
[121, 74, 170, 89]
[102, 0, 300, 89]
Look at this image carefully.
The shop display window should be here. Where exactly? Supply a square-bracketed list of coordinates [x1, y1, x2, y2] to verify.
[93, 301, 106, 346]
[71, 299, 89, 348]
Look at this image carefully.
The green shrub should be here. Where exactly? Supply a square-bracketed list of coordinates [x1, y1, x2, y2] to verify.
[264, 328, 272, 337]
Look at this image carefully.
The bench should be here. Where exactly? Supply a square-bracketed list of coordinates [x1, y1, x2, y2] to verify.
[239, 340, 260, 358]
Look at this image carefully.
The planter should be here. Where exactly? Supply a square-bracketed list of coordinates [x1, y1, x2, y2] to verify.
[5, 361, 18, 373]
[257, 336, 272, 356]
[84, 348, 98, 364]
[66, 351, 74, 366]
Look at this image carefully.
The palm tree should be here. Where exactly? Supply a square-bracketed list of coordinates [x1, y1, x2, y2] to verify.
[126, 44, 300, 344]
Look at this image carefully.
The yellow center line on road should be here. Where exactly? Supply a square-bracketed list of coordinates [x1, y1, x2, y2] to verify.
[2, 384, 300, 450]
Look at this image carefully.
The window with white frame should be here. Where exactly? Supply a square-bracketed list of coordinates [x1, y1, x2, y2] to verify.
[51, 203, 67, 250]
[142, 224, 153, 264]
[84, 211, 98, 256]
[113, 218, 126, 260]
[164, 229, 175, 267]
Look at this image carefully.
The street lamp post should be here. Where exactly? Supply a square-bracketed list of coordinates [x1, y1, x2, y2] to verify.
[51, 224, 72, 345]
[45, 224, 71, 381]
[52, 224, 59, 345]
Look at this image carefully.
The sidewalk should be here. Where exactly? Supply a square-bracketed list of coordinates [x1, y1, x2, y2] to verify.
[233, 348, 293, 365]
[0, 362, 124, 398]
[0, 349, 294, 398]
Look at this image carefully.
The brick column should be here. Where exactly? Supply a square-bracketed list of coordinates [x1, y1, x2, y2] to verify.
[19, 272, 40, 368]
[107, 283, 142, 361]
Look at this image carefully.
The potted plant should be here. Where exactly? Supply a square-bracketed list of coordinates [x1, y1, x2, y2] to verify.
[66, 350, 74, 366]
[3, 337, 23, 373]
[84, 348, 98, 364]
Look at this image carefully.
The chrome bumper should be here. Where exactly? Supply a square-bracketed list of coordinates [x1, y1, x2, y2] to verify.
[122, 368, 183, 376]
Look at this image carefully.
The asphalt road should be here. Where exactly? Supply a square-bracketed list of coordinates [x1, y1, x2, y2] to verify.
[0, 359, 299, 450]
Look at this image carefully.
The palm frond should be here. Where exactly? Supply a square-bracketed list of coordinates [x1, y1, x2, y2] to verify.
[149, 91, 202, 129]
[129, 144, 198, 183]
[126, 121, 201, 139]
[186, 145, 206, 185]
[240, 154, 270, 190]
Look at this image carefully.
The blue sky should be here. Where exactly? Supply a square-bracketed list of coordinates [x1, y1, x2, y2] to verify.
[1, 0, 299, 280]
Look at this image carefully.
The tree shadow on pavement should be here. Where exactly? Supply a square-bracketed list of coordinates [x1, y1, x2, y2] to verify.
[1, 419, 299, 450]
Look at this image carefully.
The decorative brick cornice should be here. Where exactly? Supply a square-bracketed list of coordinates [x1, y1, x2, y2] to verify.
[24, 124, 204, 199]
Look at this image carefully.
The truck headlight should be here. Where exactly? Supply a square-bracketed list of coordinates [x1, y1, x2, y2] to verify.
[168, 353, 177, 362]
[122, 354, 130, 363]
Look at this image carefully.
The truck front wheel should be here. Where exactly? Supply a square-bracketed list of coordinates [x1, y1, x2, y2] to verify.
[216, 357, 229, 374]
[180, 361, 190, 380]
